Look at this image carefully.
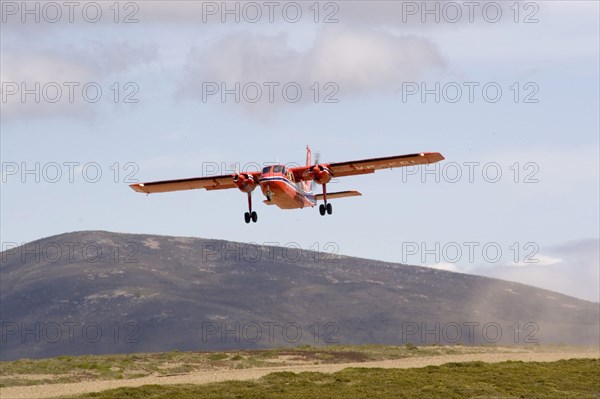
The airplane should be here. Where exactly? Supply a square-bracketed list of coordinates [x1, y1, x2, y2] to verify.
[129, 147, 445, 223]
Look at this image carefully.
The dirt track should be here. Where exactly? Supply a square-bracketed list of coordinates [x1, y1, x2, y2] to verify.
[2, 350, 598, 399]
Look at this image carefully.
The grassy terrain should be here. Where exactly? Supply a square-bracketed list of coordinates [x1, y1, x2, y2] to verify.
[58, 359, 600, 399]
[0, 344, 551, 388]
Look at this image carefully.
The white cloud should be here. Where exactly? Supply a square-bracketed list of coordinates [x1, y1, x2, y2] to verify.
[425, 262, 459, 272]
[309, 29, 443, 92]
[484, 239, 599, 302]
[418, 240, 599, 302]
[179, 28, 444, 113]
[1, 42, 157, 121]
[1, 50, 94, 120]
[505, 254, 563, 267]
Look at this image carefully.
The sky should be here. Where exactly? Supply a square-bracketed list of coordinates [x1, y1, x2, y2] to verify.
[1, 1, 599, 302]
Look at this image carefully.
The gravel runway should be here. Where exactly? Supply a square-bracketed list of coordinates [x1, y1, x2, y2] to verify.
[2, 350, 598, 399]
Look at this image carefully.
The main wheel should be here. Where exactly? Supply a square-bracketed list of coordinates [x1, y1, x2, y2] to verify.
[251, 211, 258, 223]
[319, 204, 326, 216]
[326, 203, 332, 215]
[244, 212, 251, 223]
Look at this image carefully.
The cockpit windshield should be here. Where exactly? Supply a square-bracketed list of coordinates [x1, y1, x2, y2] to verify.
[262, 165, 287, 176]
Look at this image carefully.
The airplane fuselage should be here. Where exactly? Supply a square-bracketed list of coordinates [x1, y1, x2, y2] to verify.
[258, 165, 316, 209]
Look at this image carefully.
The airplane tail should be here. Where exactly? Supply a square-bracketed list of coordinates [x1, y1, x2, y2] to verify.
[302, 146, 312, 193]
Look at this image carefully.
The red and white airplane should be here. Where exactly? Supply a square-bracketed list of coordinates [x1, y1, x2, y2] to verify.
[130, 147, 444, 223]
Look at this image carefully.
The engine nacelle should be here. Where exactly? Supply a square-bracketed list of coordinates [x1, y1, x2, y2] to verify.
[309, 165, 332, 185]
[233, 173, 257, 193]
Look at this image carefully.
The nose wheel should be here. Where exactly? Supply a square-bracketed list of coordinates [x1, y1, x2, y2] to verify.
[266, 185, 273, 202]
[245, 192, 258, 223]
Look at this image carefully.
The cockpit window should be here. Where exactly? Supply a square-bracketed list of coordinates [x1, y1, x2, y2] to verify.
[273, 165, 284, 174]
[262, 166, 272, 175]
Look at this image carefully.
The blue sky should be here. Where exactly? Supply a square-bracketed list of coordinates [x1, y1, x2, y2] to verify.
[1, 1, 599, 301]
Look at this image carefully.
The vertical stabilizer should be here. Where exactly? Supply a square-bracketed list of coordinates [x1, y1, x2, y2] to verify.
[305, 146, 313, 193]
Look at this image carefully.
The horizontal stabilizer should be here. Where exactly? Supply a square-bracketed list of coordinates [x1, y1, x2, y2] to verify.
[315, 190, 362, 201]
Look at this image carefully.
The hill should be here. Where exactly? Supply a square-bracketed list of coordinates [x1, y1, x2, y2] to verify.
[1, 231, 598, 360]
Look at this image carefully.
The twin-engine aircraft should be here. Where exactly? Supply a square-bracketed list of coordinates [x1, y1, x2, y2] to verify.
[130, 147, 444, 223]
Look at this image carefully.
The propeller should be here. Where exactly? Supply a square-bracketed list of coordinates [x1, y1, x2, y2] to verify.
[233, 173, 249, 182]
[314, 151, 321, 166]
[232, 163, 253, 184]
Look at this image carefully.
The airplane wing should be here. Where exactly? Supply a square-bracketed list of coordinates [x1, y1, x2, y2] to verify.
[328, 152, 444, 177]
[129, 173, 257, 194]
[291, 152, 444, 181]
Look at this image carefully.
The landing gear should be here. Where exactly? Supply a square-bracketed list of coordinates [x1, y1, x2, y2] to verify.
[244, 211, 258, 223]
[318, 183, 333, 216]
[266, 185, 273, 202]
[245, 193, 258, 223]
[319, 203, 333, 216]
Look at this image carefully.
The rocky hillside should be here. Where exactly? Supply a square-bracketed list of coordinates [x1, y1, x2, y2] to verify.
[1, 231, 597, 360]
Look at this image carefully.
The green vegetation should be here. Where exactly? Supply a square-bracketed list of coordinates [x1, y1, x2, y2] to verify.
[0, 344, 504, 387]
[0, 344, 595, 389]
[60, 359, 600, 399]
